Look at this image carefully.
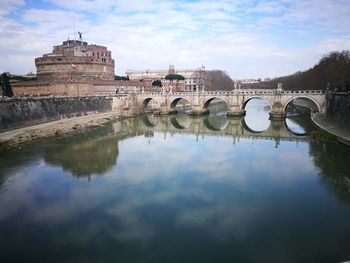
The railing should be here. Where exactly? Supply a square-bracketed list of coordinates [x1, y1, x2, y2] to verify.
[135, 89, 326, 96]
[0, 94, 128, 102]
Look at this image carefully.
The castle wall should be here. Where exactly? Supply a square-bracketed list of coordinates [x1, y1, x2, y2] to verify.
[0, 96, 112, 132]
[12, 81, 93, 97]
[35, 56, 115, 81]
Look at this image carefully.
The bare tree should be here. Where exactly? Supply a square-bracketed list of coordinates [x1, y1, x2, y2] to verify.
[261, 50, 350, 91]
[204, 70, 234, 91]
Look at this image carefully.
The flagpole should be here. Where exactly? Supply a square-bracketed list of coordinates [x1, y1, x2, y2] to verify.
[73, 16, 76, 44]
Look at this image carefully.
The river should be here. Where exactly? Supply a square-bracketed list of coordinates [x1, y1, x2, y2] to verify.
[0, 99, 350, 263]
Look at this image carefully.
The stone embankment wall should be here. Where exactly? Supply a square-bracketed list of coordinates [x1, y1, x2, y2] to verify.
[0, 96, 112, 132]
[327, 92, 350, 129]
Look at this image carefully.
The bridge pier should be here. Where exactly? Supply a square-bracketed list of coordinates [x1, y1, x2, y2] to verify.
[168, 109, 178, 115]
[154, 107, 179, 115]
[269, 102, 286, 119]
[227, 111, 246, 117]
[189, 109, 209, 116]
[189, 104, 209, 115]
[227, 105, 246, 117]
[269, 111, 286, 119]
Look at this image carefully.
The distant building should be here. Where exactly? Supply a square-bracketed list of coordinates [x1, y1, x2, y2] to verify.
[236, 79, 260, 85]
[126, 65, 206, 92]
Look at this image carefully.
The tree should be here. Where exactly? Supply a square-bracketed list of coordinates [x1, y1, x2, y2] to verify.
[152, 80, 162, 87]
[165, 74, 185, 81]
[204, 70, 234, 91]
[260, 50, 350, 91]
[115, 75, 129, 81]
[1, 73, 13, 97]
[165, 74, 185, 91]
[9, 75, 37, 81]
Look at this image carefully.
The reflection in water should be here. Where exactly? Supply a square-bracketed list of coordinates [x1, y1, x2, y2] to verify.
[285, 104, 315, 135]
[45, 134, 119, 177]
[244, 99, 271, 132]
[285, 115, 315, 135]
[241, 118, 264, 134]
[203, 115, 229, 131]
[141, 114, 157, 127]
[1, 104, 350, 263]
[170, 116, 186, 129]
[309, 142, 350, 203]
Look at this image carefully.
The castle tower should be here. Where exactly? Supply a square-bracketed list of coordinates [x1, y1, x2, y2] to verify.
[35, 40, 115, 82]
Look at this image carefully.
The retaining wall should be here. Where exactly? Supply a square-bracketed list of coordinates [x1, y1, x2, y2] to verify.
[0, 96, 112, 132]
[327, 92, 350, 129]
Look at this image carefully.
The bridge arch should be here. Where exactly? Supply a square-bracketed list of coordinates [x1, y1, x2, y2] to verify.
[142, 98, 155, 109]
[284, 96, 321, 113]
[242, 96, 272, 111]
[203, 97, 230, 110]
[243, 97, 271, 131]
[141, 97, 161, 112]
[170, 97, 191, 109]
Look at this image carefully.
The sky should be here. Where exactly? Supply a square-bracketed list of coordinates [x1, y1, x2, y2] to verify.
[0, 0, 349, 79]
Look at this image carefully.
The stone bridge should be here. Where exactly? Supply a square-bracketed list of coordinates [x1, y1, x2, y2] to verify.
[133, 89, 326, 119]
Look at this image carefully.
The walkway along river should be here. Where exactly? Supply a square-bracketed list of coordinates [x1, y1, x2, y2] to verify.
[0, 99, 349, 263]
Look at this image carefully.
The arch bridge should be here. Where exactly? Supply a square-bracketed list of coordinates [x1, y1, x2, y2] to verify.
[135, 89, 326, 119]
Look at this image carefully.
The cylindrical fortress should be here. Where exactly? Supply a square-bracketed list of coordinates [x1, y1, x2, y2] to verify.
[35, 40, 115, 82]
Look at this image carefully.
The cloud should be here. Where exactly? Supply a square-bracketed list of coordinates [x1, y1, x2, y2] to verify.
[247, 0, 286, 14]
[0, 0, 350, 78]
[0, 0, 25, 16]
[45, 0, 118, 12]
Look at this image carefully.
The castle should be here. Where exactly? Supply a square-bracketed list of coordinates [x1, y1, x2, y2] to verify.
[35, 40, 115, 82]
[11, 39, 122, 96]
[11, 39, 206, 96]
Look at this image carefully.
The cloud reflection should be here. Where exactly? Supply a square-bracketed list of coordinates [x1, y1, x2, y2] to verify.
[1, 113, 350, 262]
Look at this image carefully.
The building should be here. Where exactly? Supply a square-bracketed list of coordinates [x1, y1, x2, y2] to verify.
[12, 39, 121, 96]
[10, 40, 205, 97]
[126, 65, 206, 92]
[35, 39, 115, 82]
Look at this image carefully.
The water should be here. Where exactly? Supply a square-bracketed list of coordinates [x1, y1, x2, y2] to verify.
[1, 99, 350, 263]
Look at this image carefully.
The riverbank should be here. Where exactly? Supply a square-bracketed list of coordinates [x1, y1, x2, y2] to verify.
[0, 112, 119, 149]
[311, 113, 350, 146]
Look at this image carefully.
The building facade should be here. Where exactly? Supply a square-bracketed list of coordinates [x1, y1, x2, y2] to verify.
[12, 39, 119, 97]
[35, 40, 115, 82]
[126, 65, 206, 92]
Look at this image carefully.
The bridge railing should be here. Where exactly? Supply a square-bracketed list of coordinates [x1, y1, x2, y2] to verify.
[135, 89, 325, 96]
[281, 90, 325, 94]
